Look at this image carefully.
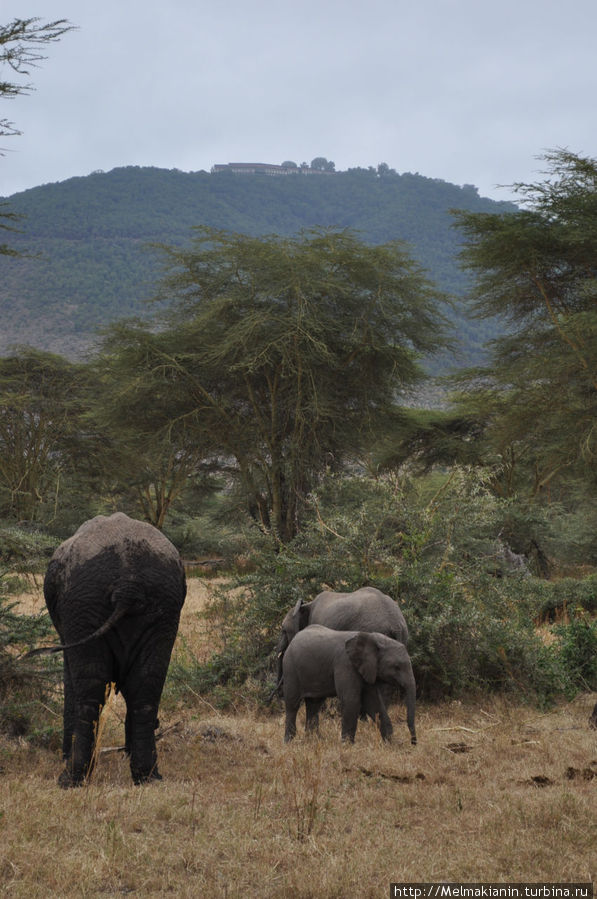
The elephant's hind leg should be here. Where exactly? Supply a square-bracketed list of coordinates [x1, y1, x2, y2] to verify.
[284, 698, 301, 742]
[59, 680, 106, 788]
[124, 701, 161, 784]
[120, 648, 171, 784]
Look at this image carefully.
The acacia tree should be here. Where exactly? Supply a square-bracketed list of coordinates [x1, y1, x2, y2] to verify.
[90, 327, 216, 529]
[1, 17, 74, 255]
[382, 150, 597, 569]
[104, 227, 448, 541]
[0, 348, 88, 522]
[448, 150, 597, 500]
[376, 148, 597, 553]
[1, 17, 73, 141]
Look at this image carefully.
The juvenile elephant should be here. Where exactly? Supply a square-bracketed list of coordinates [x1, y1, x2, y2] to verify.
[282, 624, 416, 745]
[40, 512, 186, 788]
[275, 587, 408, 689]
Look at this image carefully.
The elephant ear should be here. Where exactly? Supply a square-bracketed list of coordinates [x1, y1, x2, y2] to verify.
[345, 633, 378, 684]
[292, 599, 311, 631]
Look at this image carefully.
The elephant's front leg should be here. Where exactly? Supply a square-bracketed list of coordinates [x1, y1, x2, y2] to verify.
[304, 697, 325, 736]
[362, 684, 393, 741]
[339, 693, 361, 743]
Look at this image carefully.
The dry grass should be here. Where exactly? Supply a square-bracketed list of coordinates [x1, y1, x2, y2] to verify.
[1, 577, 596, 897]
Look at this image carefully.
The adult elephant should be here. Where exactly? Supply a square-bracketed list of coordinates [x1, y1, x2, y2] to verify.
[274, 587, 408, 690]
[283, 625, 416, 745]
[41, 512, 186, 788]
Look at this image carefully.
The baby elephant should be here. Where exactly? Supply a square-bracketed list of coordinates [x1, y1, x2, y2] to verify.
[282, 624, 416, 745]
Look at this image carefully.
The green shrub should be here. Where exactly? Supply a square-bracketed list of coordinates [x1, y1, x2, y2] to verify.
[553, 613, 597, 693]
[531, 576, 597, 621]
[0, 524, 62, 741]
[175, 470, 585, 706]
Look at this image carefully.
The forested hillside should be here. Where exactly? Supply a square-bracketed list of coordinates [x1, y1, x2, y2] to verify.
[0, 165, 515, 362]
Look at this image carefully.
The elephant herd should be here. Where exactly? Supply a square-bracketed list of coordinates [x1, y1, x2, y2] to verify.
[32, 512, 416, 788]
[275, 589, 416, 746]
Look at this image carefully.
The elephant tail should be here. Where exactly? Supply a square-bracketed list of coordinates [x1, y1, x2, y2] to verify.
[25, 604, 130, 657]
[25, 580, 146, 658]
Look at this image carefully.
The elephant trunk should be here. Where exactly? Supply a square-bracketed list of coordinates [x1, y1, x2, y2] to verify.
[404, 677, 417, 745]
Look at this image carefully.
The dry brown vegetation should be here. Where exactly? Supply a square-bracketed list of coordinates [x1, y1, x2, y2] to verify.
[1, 578, 596, 897]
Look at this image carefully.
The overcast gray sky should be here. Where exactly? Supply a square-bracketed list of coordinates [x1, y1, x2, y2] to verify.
[2, 0, 596, 201]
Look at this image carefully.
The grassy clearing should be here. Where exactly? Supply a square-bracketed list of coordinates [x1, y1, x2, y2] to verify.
[1, 578, 596, 897]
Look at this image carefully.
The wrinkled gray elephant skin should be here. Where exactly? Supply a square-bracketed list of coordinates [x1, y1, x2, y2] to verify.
[42, 512, 186, 788]
[283, 624, 417, 745]
[590, 701, 597, 730]
[275, 587, 408, 689]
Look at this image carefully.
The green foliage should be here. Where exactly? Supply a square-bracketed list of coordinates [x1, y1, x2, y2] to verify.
[528, 576, 597, 621]
[0, 18, 73, 125]
[447, 150, 597, 506]
[0, 522, 61, 740]
[553, 614, 597, 692]
[0, 17, 74, 257]
[400, 567, 561, 701]
[175, 470, 587, 706]
[99, 227, 448, 539]
[163, 501, 252, 561]
[0, 522, 56, 647]
[87, 330, 219, 529]
[0, 348, 95, 527]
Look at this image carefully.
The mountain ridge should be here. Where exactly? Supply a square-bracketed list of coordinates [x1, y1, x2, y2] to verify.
[0, 165, 516, 362]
